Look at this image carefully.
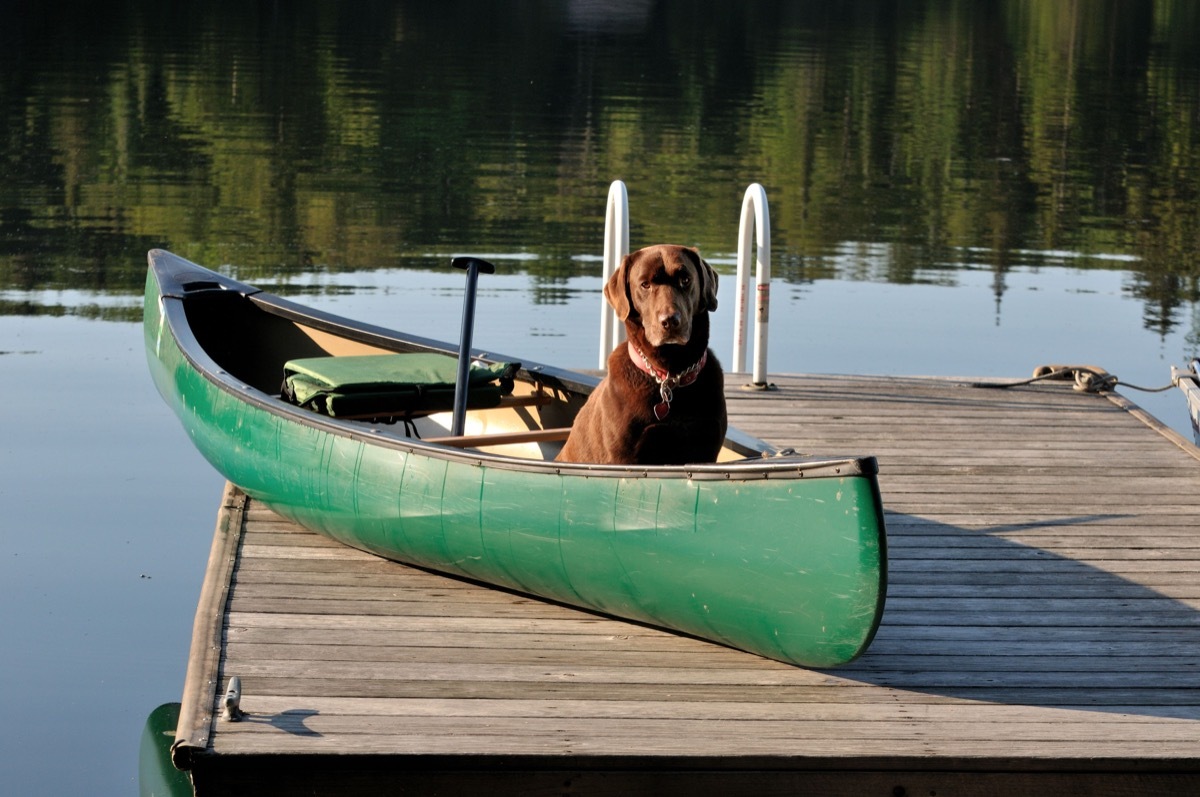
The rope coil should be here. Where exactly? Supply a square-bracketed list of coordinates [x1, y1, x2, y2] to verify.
[973, 365, 1180, 394]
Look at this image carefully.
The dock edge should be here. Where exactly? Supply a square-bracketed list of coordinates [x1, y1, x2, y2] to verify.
[171, 482, 246, 771]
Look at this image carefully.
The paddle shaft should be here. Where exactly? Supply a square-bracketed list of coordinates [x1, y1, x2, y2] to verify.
[450, 257, 496, 436]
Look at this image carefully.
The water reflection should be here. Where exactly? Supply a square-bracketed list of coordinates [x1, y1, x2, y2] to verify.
[2, 0, 1198, 333]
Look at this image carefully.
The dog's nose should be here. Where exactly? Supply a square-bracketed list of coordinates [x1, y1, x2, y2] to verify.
[661, 311, 681, 331]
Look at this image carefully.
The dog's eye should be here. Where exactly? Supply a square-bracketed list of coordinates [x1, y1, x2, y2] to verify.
[680, 275, 691, 287]
[640, 280, 651, 290]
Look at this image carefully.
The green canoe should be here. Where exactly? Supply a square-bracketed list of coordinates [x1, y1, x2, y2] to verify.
[144, 249, 886, 667]
[138, 703, 193, 797]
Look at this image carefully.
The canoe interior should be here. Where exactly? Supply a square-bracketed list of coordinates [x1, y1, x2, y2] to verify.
[178, 279, 759, 462]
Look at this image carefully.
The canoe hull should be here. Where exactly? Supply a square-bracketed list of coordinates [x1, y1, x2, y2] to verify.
[138, 703, 192, 797]
[144, 251, 886, 667]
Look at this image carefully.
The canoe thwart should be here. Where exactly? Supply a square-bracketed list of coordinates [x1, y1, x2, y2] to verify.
[425, 427, 573, 448]
[338, 392, 553, 421]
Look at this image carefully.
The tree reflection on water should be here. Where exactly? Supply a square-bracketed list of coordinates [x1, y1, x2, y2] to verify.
[1, 0, 1197, 335]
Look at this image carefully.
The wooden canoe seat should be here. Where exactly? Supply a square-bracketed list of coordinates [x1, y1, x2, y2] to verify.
[425, 427, 572, 448]
[337, 391, 551, 421]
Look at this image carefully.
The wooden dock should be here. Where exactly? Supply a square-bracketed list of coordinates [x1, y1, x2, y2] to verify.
[171, 373, 1200, 795]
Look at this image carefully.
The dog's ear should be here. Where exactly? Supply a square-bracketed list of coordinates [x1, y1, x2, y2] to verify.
[687, 247, 719, 311]
[604, 252, 635, 319]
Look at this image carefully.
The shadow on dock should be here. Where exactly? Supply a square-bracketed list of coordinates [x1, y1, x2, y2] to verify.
[240, 709, 323, 738]
[835, 510, 1200, 721]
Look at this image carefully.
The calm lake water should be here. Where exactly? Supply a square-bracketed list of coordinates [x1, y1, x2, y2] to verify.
[3, 1, 1200, 793]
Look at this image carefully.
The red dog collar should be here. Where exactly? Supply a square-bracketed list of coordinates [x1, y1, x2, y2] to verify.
[628, 342, 707, 420]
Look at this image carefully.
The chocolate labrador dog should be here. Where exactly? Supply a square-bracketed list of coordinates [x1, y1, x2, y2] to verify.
[557, 245, 727, 465]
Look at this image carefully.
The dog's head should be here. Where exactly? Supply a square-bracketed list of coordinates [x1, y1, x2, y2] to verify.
[605, 245, 719, 347]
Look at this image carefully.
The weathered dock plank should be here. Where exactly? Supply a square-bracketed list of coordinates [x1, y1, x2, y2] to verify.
[172, 374, 1200, 795]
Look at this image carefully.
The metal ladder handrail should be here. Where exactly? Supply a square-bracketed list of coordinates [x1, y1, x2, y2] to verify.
[598, 180, 770, 384]
[598, 180, 629, 370]
[733, 183, 771, 387]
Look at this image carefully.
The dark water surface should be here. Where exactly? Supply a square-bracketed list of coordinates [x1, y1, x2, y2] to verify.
[3, 1, 1200, 792]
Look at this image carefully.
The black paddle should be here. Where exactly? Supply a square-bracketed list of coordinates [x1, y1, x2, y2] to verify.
[450, 256, 496, 436]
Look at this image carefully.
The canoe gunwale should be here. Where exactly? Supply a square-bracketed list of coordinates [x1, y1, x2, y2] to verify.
[148, 249, 875, 483]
